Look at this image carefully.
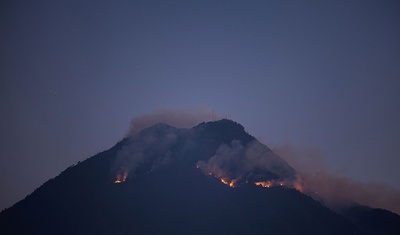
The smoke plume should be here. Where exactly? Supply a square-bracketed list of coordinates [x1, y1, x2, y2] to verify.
[197, 140, 296, 186]
[114, 124, 179, 180]
[116, 112, 400, 214]
[114, 108, 221, 181]
[272, 143, 400, 214]
[126, 108, 219, 137]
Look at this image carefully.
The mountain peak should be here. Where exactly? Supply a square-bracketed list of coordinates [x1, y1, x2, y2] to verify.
[192, 119, 255, 145]
[1, 119, 398, 235]
[195, 118, 245, 129]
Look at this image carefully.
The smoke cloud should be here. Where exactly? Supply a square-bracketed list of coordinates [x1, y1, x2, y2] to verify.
[126, 108, 220, 137]
[197, 140, 296, 185]
[272, 143, 400, 214]
[115, 108, 221, 181]
[115, 111, 400, 214]
[114, 124, 179, 180]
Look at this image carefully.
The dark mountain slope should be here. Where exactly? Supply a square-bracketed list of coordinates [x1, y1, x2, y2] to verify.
[340, 205, 400, 235]
[0, 139, 126, 234]
[0, 119, 394, 234]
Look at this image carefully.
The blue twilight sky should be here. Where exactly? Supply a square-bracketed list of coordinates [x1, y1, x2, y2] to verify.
[1, 0, 399, 210]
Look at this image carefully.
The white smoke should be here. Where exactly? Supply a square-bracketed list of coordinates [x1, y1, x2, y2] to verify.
[273, 143, 400, 214]
[126, 108, 220, 137]
[114, 125, 178, 179]
[197, 140, 296, 184]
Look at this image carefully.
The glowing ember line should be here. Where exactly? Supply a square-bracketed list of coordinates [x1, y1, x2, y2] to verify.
[255, 181, 272, 188]
[221, 178, 229, 185]
[196, 164, 304, 191]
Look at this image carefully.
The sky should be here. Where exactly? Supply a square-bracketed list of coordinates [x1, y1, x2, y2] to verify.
[1, 0, 400, 211]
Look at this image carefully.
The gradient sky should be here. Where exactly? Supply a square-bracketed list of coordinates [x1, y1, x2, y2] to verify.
[1, 0, 399, 211]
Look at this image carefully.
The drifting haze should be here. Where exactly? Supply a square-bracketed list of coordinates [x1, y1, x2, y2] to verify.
[273, 143, 400, 214]
[114, 124, 178, 180]
[116, 112, 298, 187]
[116, 111, 400, 214]
[115, 109, 220, 179]
[197, 140, 296, 185]
[126, 108, 220, 137]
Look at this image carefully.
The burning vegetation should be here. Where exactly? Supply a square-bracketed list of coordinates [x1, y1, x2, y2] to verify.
[197, 160, 304, 191]
[194, 139, 302, 191]
[220, 178, 237, 187]
[254, 179, 304, 192]
[206, 171, 304, 192]
[108, 119, 400, 215]
[112, 121, 303, 194]
[114, 171, 128, 184]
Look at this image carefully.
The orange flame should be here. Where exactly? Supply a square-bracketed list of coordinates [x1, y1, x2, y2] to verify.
[220, 178, 236, 187]
[255, 179, 304, 192]
[196, 166, 305, 191]
[254, 180, 287, 188]
[255, 181, 273, 188]
[114, 171, 128, 184]
[220, 178, 229, 185]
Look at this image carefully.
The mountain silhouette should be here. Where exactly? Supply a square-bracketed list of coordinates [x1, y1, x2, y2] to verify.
[340, 205, 400, 235]
[1, 119, 398, 234]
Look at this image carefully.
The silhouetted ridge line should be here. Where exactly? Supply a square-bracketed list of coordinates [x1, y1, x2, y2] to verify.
[1, 119, 398, 235]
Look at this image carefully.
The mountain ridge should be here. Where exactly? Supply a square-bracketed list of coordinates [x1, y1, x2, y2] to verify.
[1, 119, 398, 234]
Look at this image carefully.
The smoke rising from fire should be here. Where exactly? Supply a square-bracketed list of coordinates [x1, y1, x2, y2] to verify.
[197, 140, 296, 186]
[126, 108, 219, 137]
[115, 114, 400, 215]
[115, 113, 298, 187]
[272, 143, 400, 214]
[115, 108, 221, 180]
[114, 124, 178, 181]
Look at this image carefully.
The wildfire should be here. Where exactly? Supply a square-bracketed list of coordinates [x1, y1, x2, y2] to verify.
[211, 173, 303, 191]
[221, 178, 229, 185]
[220, 178, 296, 189]
[220, 178, 236, 187]
[196, 164, 304, 191]
[255, 181, 273, 188]
[114, 171, 128, 184]
[254, 179, 304, 192]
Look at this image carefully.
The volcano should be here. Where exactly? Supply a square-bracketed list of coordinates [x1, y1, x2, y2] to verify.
[1, 119, 399, 235]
